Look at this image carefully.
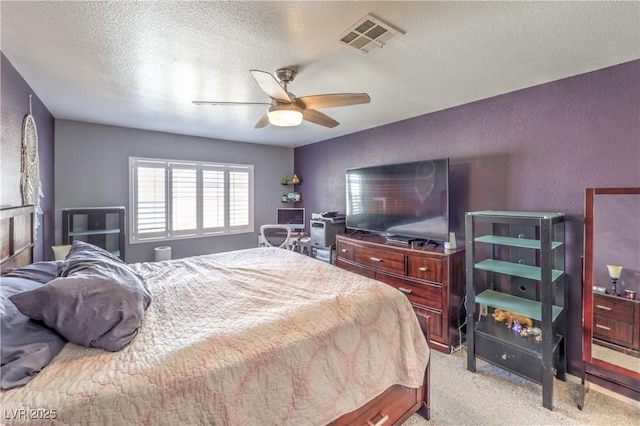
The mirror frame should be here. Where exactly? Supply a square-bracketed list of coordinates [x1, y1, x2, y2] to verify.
[583, 187, 640, 401]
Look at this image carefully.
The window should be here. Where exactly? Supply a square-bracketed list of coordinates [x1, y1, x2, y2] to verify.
[129, 157, 254, 243]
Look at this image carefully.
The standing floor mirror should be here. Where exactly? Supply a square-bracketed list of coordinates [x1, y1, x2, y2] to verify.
[581, 187, 640, 407]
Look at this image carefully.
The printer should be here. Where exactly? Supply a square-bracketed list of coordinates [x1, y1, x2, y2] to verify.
[310, 212, 345, 247]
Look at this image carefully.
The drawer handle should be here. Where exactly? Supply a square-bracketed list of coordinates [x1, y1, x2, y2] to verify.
[596, 324, 611, 331]
[341, 248, 348, 253]
[367, 414, 389, 426]
[369, 257, 382, 262]
[399, 287, 413, 294]
[595, 304, 612, 311]
[418, 267, 429, 272]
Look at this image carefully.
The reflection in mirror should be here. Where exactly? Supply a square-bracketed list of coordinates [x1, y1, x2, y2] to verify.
[591, 191, 640, 374]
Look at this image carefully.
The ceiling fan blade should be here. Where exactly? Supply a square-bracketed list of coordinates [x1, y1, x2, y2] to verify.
[250, 70, 291, 103]
[254, 114, 270, 129]
[296, 93, 370, 110]
[192, 101, 270, 106]
[302, 109, 339, 128]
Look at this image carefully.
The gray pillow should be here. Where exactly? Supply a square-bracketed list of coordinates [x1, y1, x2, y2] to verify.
[10, 241, 151, 352]
[3, 261, 61, 284]
[1, 276, 66, 390]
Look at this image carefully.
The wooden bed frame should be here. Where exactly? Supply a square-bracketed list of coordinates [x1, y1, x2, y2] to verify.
[0, 205, 430, 424]
[1, 205, 35, 274]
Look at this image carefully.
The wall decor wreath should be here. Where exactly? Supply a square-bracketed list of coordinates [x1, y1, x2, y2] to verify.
[21, 95, 43, 232]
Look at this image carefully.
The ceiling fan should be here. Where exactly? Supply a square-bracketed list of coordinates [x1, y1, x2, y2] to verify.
[193, 68, 370, 129]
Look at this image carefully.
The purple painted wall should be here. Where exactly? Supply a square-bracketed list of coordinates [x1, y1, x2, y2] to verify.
[1, 52, 55, 261]
[294, 60, 640, 376]
[593, 194, 640, 295]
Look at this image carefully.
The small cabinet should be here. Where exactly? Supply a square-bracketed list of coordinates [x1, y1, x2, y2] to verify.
[62, 206, 126, 260]
[465, 210, 566, 410]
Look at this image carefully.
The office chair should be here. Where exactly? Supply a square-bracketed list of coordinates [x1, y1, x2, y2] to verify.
[259, 224, 292, 249]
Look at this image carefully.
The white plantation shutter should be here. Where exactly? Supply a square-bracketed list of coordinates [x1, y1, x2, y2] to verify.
[203, 166, 225, 230]
[170, 163, 197, 234]
[229, 166, 250, 228]
[134, 160, 167, 239]
[130, 157, 253, 243]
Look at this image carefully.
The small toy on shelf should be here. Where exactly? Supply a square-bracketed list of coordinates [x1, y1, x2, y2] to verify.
[518, 326, 542, 339]
[512, 320, 523, 334]
[528, 327, 541, 336]
[492, 308, 533, 329]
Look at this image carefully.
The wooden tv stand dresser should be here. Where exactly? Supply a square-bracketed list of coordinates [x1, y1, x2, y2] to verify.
[336, 234, 466, 353]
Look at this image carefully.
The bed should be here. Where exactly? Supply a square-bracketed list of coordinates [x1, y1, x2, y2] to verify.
[1, 205, 430, 425]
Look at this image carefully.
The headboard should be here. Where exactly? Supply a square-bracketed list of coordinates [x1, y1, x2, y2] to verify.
[1, 205, 35, 273]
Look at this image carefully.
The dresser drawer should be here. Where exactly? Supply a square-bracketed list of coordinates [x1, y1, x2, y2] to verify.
[330, 384, 419, 426]
[475, 332, 543, 384]
[593, 315, 634, 347]
[413, 303, 443, 339]
[336, 259, 375, 279]
[354, 246, 405, 275]
[336, 239, 355, 261]
[593, 294, 634, 321]
[407, 255, 444, 283]
[376, 271, 443, 310]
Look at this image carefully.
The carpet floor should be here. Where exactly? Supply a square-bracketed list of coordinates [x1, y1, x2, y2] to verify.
[404, 349, 639, 425]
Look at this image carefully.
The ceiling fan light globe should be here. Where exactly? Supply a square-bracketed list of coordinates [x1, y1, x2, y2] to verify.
[268, 104, 303, 127]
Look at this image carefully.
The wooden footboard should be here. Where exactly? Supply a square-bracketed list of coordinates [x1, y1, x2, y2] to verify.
[419, 358, 431, 420]
[0, 205, 35, 273]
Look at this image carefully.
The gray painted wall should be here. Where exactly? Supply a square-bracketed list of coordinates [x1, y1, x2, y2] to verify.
[55, 120, 294, 263]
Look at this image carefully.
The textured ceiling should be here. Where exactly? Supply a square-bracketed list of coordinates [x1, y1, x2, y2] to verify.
[2, 1, 639, 148]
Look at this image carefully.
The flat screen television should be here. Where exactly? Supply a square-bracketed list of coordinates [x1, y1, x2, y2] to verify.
[345, 158, 449, 242]
[276, 207, 305, 232]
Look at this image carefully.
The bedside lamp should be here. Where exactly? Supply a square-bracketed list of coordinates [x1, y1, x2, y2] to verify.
[606, 264, 623, 296]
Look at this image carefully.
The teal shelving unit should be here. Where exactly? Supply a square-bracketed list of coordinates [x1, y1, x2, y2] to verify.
[465, 210, 566, 410]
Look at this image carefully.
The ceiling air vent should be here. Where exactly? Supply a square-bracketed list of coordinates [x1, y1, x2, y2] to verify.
[338, 14, 405, 54]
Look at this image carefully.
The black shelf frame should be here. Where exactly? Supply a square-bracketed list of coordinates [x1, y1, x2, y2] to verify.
[62, 206, 126, 260]
[465, 211, 566, 410]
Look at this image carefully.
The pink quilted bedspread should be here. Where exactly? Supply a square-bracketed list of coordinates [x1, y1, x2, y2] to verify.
[1, 247, 429, 425]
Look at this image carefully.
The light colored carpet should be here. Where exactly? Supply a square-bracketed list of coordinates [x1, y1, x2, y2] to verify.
[404, 349, 639, 425]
